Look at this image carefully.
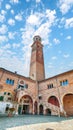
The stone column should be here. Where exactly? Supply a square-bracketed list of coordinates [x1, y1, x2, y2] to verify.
[33, 99, 35, 115]
[16, 104, 19, 115]
[43, 105, 46, 115]
[60, 102, 67, 117]
[37, 103, 40, 115]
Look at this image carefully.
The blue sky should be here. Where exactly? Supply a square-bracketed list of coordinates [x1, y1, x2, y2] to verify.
[0, 0, 73, 78]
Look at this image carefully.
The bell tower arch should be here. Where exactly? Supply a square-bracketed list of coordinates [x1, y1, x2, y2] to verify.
[29, 35, 45, 81]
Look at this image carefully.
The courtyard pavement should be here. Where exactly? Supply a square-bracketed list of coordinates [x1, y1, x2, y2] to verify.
[0, 115, 73, 130]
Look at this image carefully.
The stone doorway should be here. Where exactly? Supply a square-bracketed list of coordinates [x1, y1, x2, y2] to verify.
[46, 108, 51, 115]
[19, 95, 33, 114]
[22, 105, 29, 114]
[18, 105, 22, 114]
[39, 104, 43, 115]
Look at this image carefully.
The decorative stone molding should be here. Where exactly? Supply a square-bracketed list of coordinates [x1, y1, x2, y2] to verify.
[18, 80, 25, 85]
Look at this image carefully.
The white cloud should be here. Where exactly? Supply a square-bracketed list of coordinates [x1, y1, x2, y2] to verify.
[63, 54, 70, 58]
[58, 0, 73, 14]
[2, 44, 11, 49]
[0, 47, 30, 76]
[34, 23, 51, 45]
[36, 0, 41, 3]
[58, 17, 66, 28]
[52, 56, 57, 60]
[27, 9, 56, 27]
[0, 35, 8, 43]
[12, 43, 20, 48]
[0, 14, 5, 23]
[66, 36, 71, 40]
[11, 10, 15, 14]
[27, 14, 41, 26]
[60, 17, 65, 25]
[0, 49, 4, 57]
[26, 10, 56, 46]
[59, 17, 73, 29]
[0, 10, 6, 23]
[8, 18, 15, 26]
[26, 0, 30, 2]
[8, 32, 17, 39]
[0, 44, 15, 57]
[53, 38, 60, 44]
[26, 0, 41, 2]
[1, 10, 6, 15]
[68, 61, 73, 67]
[21, 26, 35, 45]
[19, 9, 57, 75]
[46, 9, 56, 25]
[15, 13, 23, 21]
[48, 65, 54, 68]
[6, 50, 14, 55]
[48, 66, 53, 68]
[0, 0, 3, 8]
[6, 4, 11, 10]
[0, 24, 8, 34]
[0, 8, 57, 77]
[0, 56, 27, 76]
[65, 17, 73, 28]
[60, 3, 70, 14]
[10, 0, 19, 4]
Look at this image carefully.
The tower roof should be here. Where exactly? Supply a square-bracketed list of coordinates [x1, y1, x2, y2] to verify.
[31, 35, 43, 47]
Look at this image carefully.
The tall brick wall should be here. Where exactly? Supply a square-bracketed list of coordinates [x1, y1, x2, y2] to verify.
[38, 71, 73, 116]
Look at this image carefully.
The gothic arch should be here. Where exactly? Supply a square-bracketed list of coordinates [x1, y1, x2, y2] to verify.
[48, 96, 60, 107]
[20, 95, 33, 103]
[18, 92, 33, 103]
[63, 93, 73, 116]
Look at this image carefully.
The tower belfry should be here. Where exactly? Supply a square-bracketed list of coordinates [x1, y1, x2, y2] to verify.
[29, 35, 45, 81]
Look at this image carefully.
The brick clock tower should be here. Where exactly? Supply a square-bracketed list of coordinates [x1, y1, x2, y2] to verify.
[29, 35, 45, 81]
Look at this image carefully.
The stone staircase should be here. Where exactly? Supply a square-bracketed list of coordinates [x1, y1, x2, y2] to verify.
[45, 103, 60, 115]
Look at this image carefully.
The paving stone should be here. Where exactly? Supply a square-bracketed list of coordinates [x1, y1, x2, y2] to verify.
[0, 115, 73, 130]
